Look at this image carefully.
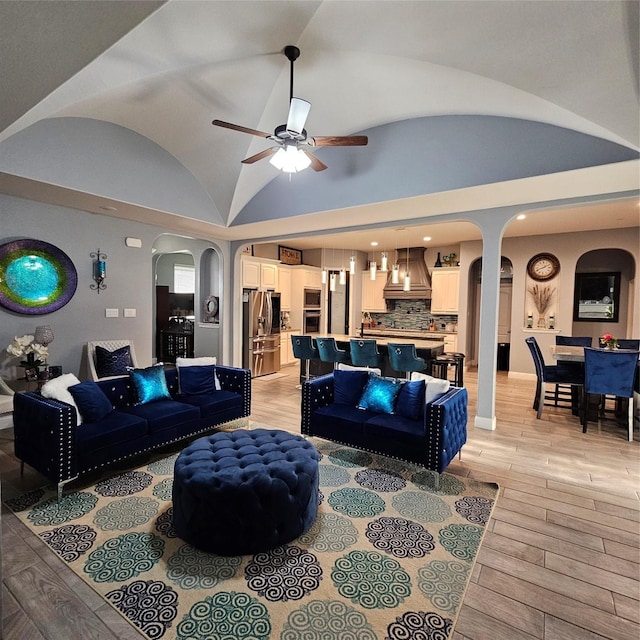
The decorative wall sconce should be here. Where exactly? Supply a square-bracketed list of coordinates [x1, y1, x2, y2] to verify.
[90, 249, 107, 293]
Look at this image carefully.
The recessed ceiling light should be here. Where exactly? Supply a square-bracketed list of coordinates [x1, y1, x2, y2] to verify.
[516, 214, 526, 220]
[423, 236, 431, 242]
[370, 241, 378, 246]
[100, 205, 117, 212]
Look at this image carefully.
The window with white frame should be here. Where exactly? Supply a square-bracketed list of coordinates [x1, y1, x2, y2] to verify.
[174, 264, 195, 293]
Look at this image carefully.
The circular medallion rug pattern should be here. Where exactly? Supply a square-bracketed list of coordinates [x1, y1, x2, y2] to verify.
[7, 433, 498, 640]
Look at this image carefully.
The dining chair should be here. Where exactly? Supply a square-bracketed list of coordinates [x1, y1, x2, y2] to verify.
[617, 339, 640, 350]
[554, 336, 592, 408]
[525, 337, 583, 419]
[582, 347, 639, 441]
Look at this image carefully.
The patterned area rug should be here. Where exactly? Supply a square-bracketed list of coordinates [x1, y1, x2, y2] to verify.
[6, 435, 498, 640]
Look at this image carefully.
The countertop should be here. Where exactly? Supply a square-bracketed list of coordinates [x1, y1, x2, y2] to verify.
[322, 333, 445, 350]
[362, 328, 457, 339]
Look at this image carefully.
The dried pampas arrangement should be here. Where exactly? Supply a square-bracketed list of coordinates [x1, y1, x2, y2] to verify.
[528, 284, 555, 314]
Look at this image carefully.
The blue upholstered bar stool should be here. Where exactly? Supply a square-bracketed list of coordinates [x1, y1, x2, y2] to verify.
[349, 339, 381, 369]
[291, 335, 319, 388]
[387, 343, 427, 379]
[316, 337, 350, 370]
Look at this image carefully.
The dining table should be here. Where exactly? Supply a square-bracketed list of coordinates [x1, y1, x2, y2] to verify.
[550, 344, 639, 438]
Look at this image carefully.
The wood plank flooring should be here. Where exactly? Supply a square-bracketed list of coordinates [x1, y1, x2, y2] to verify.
[1, 366, 638, 640]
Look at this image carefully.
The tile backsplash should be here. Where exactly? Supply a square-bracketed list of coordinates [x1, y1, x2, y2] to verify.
[367, 300, 457, 332]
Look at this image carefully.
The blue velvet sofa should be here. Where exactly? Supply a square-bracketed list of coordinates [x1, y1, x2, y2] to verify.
[13, 365, 251, 498]
[301, 369, 468, 481]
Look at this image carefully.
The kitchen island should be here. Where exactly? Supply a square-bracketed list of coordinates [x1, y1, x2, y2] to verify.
[297, 333, 445, 381]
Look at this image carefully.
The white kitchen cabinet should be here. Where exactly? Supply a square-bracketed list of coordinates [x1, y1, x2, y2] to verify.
[362, 272, 387, 312]
[279, 267, 292, 310]
[242, 257, 279, 290]
[280, 330, 295, 365]
[431, 268, 460, 314]
[443, 333, 458, 353]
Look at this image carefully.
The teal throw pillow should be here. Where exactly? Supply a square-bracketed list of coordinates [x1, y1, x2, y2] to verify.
[68, 381, 113, 422]
[130, 365, 171, 405]
[358, 376, 402, 414]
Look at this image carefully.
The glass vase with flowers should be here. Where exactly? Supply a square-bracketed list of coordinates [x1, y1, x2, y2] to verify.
[6, 334, 49, 371]
[599, 333, 618, 350]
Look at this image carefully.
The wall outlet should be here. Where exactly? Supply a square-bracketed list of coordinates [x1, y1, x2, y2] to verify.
[105, 308, 119, 318]
[124, 308, 136, 318]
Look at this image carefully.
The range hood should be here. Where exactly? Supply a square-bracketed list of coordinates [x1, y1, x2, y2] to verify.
[383, 247, 432, 300]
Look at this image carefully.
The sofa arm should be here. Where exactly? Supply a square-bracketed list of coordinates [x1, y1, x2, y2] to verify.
[426, 386, 468, 473]
[301, 373, 335, 435]
[13, 391, 79, 486]
[216, 365, 252, 417]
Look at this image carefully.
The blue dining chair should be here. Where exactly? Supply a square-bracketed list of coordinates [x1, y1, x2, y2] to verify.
[525, 337, 584, 419]
[617, 339, 640, 350]
[582, 347, 639, 441]
[554, 336, 592, 408]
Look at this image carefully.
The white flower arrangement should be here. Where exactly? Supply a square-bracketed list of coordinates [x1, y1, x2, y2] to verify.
[6, 334, 48, 367]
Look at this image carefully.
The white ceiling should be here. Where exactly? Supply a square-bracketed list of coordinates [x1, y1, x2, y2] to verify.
[1, 0, 638, 251]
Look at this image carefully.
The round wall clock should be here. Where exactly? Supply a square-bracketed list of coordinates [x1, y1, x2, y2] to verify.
[527, 252, 560, 281]
[0, 239, 78, 314]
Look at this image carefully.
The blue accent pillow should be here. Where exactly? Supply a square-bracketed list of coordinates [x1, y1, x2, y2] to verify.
[358, 376, 402, 414]
[334, 369, 370, 405]
[130, 365, 171, 405]
[396, 379, 426, 419]
[68, 381, 113, 422]
[95, 345, 132, 378]
[179, 365, 216, 395]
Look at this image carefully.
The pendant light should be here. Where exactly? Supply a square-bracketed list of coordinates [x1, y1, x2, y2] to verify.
[380, 251, 388, 272]
[403, 247, 411, 292]
[391, 233, 400, 283]
[349, 254, 356, 275]
[321, 268, 327, 285]
[329, 272, 337, 291]
[370, 260, 377, 280]
[339, 249, 346, 285]
[321, 239, 327, 284]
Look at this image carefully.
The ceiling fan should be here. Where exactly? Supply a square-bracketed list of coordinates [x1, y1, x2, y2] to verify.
[212, 45, 368, 172]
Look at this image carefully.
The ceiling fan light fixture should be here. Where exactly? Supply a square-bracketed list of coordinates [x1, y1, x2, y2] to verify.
[269, 146, 311, 173]
[286, 98, 311, 135]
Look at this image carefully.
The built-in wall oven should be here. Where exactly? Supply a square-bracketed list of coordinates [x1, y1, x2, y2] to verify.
[303, 310, 321, 334]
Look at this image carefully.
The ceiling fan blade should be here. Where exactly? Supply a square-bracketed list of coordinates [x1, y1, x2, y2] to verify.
[301, 148, 328, 172]
[286, 98, 311, 135]
[212, 119, 271, 138]
[241, 148, 279, 164]
[309, 135, 368, 147]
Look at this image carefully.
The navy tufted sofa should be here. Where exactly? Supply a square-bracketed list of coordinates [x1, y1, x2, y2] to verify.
[173, 428, 319, 555]
[301, 370, 468, 482]
[13, 366, 251, 499]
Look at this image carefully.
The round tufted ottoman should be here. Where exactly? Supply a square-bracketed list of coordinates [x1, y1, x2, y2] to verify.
[172, 428, 319, 555]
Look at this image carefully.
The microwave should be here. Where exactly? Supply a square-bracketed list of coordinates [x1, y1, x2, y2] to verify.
[304, 288, 321, 308]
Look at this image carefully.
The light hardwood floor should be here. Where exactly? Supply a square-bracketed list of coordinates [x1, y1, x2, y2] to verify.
[1, 365, 638, 640]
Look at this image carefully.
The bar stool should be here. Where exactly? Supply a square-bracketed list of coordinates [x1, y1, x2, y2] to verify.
[291, 335, 319, 388]
[431, 352, 465, 387]
[316, 337, 350, 370]
[387, 343, 427, 380]
[349, 339, 381, 369]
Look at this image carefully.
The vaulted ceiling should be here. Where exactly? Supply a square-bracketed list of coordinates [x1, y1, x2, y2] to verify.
[1, 0, 638, 250]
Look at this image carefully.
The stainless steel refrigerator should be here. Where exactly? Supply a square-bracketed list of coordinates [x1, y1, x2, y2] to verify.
[243, 290, 281, 377]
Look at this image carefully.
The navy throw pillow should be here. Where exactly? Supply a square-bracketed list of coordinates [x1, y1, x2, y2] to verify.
[68, 381, 113, 422]
[358, 376, 402, 414]
[130, 365, 171, 405]
[396, 379, 426, 420]
[334, 369, 370, 405]
[95, 345, 132, 378]
[178, 365, 216, 395]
